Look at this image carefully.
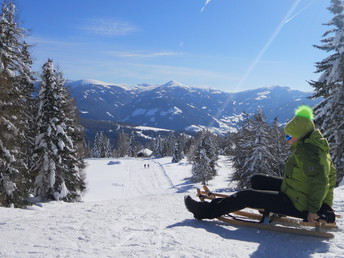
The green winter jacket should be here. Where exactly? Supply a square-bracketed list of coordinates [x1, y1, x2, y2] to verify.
[280, 129, 337, 213]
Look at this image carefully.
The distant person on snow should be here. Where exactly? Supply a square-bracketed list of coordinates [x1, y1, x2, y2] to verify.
[184, 105, 337, 223]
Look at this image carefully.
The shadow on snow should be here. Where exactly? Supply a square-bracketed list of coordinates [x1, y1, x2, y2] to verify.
[167, 219, 330, 257]
[174, 179, 196, 193]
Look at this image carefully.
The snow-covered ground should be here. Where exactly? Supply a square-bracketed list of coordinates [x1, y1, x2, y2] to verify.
[1, 156, 344, 257]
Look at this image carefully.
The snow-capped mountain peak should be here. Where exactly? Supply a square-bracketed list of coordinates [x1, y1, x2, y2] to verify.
[161, 80, 188, 88]
[67, 79, 133, 91]
[66, 80, 320, 133]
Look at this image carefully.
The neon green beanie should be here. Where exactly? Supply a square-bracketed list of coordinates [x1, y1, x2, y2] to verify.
[284, 105, 315, 139]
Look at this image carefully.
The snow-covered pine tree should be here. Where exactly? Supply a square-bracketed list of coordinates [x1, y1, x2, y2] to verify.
[165, 132, 176, 156]
[113, 130, 129, 157]
[31, 59, 86, 201]
[9, 42, 36, 203]
[55, 71, 86, 201]
[0, 2, 34, 207]
[247, 108, 276, 175]
[309, 0, 344, 185]
[83, 139, 92, 158]
[128, 131, 137, 157]
[152, 135, 164, 158]
[92, 132, 102, 158]
[172, 137, 184, 163]
[15, 42, 36, 173]
[191, 131, 218, 185]
[92, 131, 112, 158]
[103, 137, 112, 158]
[230, 108, 276, 189]
[184, 134, 196, 161]
[269, 117, 289, 177]
[0, 2, 27, 75]
[230, 113, 254, 188]
[222, 131, 236, 156]
[0, 75, 24, 206]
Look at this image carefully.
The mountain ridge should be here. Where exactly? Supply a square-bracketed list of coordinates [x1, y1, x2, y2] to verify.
[66, 79, 320, 134]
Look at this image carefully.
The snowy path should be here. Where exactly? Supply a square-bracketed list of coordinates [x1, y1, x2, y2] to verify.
[84, 158, 175, 201]
[0, 157, 343, 257]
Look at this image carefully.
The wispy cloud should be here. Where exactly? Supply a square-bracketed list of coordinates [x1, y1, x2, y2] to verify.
[27, 36, 79, 47]
[81, 18, 137, 36]
[26, 35, 238, 89]
[121, 62, 240, 82]
[60, 59, 240, 87]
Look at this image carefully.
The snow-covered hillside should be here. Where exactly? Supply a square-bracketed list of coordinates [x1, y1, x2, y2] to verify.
[0, 157, 343, 257]
[67, 79, 320, 133]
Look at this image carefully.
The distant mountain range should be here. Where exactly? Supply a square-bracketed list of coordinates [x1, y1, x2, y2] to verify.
[66, 79, 320, 134]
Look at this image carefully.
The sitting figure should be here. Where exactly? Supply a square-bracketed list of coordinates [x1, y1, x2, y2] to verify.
[184, 105, 337, 223]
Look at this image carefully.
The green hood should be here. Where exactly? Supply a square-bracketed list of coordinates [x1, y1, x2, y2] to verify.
[304, 129, 330, 153]
[284, 105, 315, 139]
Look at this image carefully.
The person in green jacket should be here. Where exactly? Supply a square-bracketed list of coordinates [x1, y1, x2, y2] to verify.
[184, 105, 337, 223]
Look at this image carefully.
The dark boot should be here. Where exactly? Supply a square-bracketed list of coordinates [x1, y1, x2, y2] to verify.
[184, 195, 211, 220]
[317, 203, 335, 223]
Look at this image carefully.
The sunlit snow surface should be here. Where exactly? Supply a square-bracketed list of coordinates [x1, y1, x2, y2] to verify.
[0, 157, 343, 257]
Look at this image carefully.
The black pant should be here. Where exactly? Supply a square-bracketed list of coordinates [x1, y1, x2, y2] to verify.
[207, 174, 308, 220]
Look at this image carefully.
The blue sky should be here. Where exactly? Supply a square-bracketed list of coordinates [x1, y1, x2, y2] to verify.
[14, 0, 332, 92]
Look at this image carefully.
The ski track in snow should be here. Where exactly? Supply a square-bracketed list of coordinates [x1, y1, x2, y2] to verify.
[0, 157, 343, 257]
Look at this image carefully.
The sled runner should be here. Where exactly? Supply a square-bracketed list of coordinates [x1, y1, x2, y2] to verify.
[195, 186, 338, 239]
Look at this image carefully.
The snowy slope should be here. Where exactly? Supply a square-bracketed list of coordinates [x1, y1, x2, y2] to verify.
[0, 157, 343, 257]
[67, 79, 320, 132]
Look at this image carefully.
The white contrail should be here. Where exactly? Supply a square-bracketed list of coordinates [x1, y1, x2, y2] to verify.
[233, 0, 302, 91]
[211, 0, 303, 126]
[201, 0, 213, 12]
[284, 0, 318, 24]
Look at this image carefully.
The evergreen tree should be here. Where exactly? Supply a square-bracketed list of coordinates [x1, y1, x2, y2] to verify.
[309, 0, 344, 185]
[83, 139, 92, 158]
[229, 113, 254, 188]
[172, 137, 184, 163]
[0, 2, 34, 207]
[56, 71, 86, 201]
[183, 134, 196, 161]
[222, 131, 236, 156]
[128, 131, 137, 157]
[103, 137, 112, 158]
[152, 135, 164, 158]
[191, 131, 218, 185]
[0, 75, 23, 206]
[16, 42, 36, 181]
[92, 132, 102, 158]
[113, 130, 129, 157]
[230, 109, 276, 189]
[165, 132, 176, 156]
[269, 117, 289, 177]
[0, 2, 28, 75]
[31, 59, 86, 201]
[92, 131, 112, 158]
